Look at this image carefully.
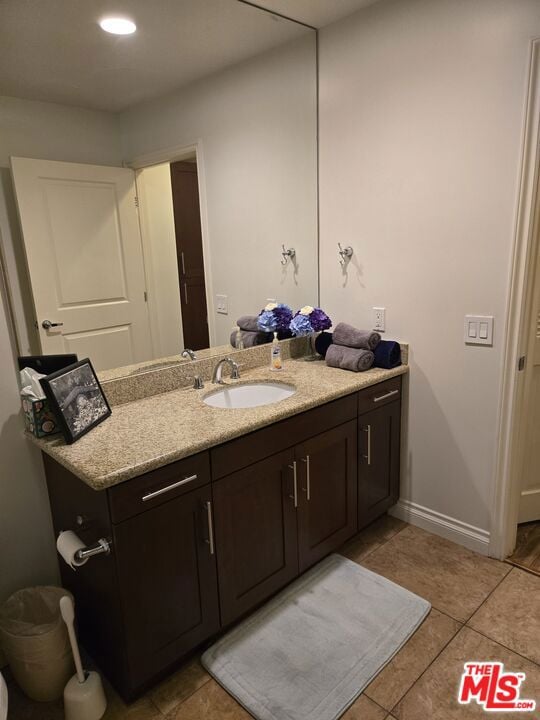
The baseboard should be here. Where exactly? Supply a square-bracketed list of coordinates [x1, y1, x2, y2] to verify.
[390, 499, 490, 556]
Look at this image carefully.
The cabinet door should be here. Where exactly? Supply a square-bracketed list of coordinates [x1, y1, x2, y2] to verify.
[213, 449, 298, 626]
[113, 484, 220, 690]
[296, 420, 358, 573]
[358, 400, 401, 528]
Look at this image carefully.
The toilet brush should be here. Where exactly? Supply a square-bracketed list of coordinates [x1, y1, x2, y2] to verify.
[60, 596, 107, 720]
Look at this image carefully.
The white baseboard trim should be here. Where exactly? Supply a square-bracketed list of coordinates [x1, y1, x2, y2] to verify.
[390, 499, 491, 556]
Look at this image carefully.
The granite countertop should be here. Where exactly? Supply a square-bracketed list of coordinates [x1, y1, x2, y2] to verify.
[30, 359, 408, 491]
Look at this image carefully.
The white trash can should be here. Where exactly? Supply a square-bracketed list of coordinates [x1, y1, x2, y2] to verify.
[0, 587, 74, 702]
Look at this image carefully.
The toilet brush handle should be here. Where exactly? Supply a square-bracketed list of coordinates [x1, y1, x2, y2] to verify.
[60, 595, 86, 684]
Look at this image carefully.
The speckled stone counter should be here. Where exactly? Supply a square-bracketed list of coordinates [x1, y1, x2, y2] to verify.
[30, 359, 408, 491]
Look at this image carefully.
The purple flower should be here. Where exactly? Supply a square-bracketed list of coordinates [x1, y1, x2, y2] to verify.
[273, 304, 293, 331]
[310, 308, 332, 332]
[290, 313, 314, 336]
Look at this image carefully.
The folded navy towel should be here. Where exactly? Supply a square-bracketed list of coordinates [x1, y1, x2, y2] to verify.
[326, 344, 374, 372]
[373, 340, 401, 369]
[315, 332, 333, 358]
[230, 330, 272, 348]
[333, 322, 381, 350]
[237, 315, 260, 333]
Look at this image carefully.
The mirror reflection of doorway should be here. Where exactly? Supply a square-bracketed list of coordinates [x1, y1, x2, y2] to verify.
[170, 160, 209, 351]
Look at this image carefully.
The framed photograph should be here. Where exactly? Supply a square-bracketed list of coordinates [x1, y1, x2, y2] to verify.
[40, 358, 111, 444]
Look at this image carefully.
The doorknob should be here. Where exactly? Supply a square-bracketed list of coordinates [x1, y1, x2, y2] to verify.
[41, 320, 64, 330]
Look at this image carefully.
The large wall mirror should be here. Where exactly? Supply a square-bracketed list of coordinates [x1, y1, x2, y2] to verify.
[2, 0, 318, 376]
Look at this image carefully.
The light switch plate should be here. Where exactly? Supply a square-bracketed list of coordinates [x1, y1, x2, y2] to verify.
[373, 307, 386, 332]
[216, 294, 228, 315]
[464, 315, 493, 345]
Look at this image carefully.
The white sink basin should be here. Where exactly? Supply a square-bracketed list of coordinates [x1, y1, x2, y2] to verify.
[203, 382, 296, 409]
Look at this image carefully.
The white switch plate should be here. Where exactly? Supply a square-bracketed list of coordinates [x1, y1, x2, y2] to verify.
[216, 294, 228, 315]
[464, 315, 493, 345]
[373, 307, 386, 332]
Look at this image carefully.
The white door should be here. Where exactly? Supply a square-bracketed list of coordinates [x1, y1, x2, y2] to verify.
[519, 245, 540, 523]
[11, 157, 153, 372]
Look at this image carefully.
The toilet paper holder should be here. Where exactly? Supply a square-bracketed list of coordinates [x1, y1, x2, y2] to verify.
[75, 537, 112, 563]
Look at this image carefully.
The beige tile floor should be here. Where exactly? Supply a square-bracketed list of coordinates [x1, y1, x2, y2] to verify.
[5, 517, 539, 719]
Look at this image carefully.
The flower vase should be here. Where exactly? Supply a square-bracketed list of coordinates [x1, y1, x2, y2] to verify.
[304, 331, 320, 361]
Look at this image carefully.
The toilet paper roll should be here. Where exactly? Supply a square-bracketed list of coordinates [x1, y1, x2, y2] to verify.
[56, 531, 88, 569]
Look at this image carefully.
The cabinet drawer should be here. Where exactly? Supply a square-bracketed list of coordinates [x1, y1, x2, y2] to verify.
[108, 452, 210, 524]
[358, 376, 402, 415]
[211, 394, 357, 480]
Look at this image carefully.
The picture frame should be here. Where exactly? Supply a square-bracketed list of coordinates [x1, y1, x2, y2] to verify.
[40, 358, 111, 444]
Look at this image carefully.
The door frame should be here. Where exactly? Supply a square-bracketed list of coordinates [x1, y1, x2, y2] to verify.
[126, 141, 216, 347]
[491, 39, 540, 559]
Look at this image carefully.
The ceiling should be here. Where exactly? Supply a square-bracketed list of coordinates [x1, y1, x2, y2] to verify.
[0, 0, 310, 113]
[248, 0, 379, 28]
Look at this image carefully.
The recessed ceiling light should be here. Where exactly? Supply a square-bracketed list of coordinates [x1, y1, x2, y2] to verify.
[99, 17, 136, 35]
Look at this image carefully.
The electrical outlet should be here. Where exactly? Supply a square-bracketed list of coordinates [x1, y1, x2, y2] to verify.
[373, 307, 386, 332]
[216, 294, 228, 315]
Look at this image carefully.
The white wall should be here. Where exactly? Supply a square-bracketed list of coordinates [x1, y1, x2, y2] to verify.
[319, 0, 540, 546]
[119, 35, 318, 346]
[0, 96, 122, 602]
[136, 163, 184, 356]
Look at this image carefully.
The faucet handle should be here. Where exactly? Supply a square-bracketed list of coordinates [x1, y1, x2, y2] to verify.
[193, 375, 204, 389]
[231, 364, 240, 380]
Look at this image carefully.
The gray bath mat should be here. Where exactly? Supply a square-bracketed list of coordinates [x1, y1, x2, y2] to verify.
[202, 554, 430, 720]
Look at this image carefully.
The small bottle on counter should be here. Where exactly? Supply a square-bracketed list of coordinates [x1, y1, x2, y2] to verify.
[270, 332, 283, 371]
[234, 325, 244, 350]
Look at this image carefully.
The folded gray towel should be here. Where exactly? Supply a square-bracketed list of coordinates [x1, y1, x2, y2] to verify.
[326, 344, 374, 372]
[230, 330, 272, 348]
[237, 315, 260, 333]
[333, 322, 381, 350]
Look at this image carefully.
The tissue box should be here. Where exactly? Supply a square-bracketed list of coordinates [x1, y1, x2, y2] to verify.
[22, 397, 60, 437]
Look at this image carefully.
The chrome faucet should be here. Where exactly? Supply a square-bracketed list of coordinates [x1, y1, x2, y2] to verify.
[212, 357, 240, 384]
[181, 349, 197, 360]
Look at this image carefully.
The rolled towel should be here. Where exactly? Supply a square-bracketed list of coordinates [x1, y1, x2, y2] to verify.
[237, 315, 260, 333]
[230, 330, 272, 348]
[326, 344, 374, 372]
[333, 322, 381, 350]
[315, 332, 333, 358]
[373, 340, 401, 369]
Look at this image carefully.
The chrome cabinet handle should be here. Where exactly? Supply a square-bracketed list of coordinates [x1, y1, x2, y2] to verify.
[183, 282, 188, 304]
[42, 320, 64, 330]
[205, 501, 215, 555]
[301, 455, 310, 500]
[362, 425, 371, 465]
[373, 389, 399, 403]
[142, 474, 197, 502]
[288, 462, 298, 507]
[181, 250, 186, 275]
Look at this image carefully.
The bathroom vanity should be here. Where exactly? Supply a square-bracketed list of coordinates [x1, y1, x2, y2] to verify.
[39, 359, 404, 701]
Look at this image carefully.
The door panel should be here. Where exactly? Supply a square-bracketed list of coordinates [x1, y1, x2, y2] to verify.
[212, 449, 298, 626]
[358, 401, 401, 528]
[296, 421, 358, 572]
[113, 484, 220, 688]
[10, 157, 152, 370]
[170, 161, 209, 350]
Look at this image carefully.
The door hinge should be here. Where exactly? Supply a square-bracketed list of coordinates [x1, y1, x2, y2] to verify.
[144, 291, 148, 302]
[518, 355, 526, 371]
[134, 195, 139, 208]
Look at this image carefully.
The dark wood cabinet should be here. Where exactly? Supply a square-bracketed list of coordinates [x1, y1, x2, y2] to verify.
[296, 421, 357, 572]
[212, 449, 298, 626]
[114, 483, 220, 688]
[358, 380, 401, 528]
[44, 376, 402, 701]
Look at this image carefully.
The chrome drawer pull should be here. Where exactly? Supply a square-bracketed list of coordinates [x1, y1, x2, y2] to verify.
[373, 389, 399, 403]
[142, 474, 197, 502]
[288, 462, 298, 507]
[205, 501, 215, 555]
[362, 425, 372, 465]
[301, 456, 310, 500]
